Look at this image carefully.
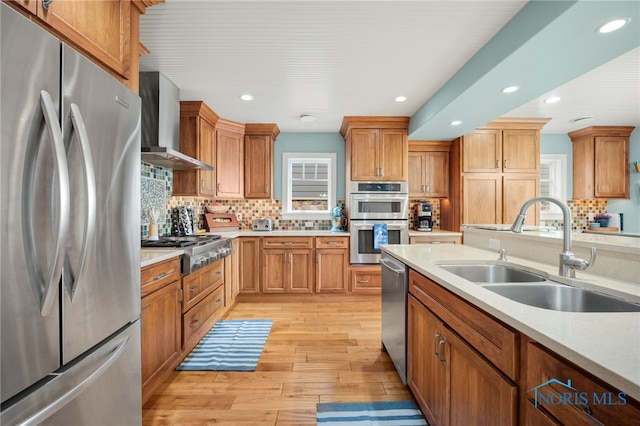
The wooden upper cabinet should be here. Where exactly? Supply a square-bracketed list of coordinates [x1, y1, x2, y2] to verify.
[174, 101, 219, 197]
[502, 129, 539, 172]
[340, 116, 410, 181]
[215, 119, 245, 199]
[569, 126, 633, 199]
[244, 124, 280, 199]
[408, 141, 450, 198]
[462, 129, 502, 172]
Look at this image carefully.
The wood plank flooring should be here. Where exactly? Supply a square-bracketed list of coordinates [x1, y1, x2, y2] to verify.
[142, 298, 415, 425]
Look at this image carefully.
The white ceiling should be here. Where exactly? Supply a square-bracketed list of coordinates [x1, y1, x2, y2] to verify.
[139, 0, 640, 138]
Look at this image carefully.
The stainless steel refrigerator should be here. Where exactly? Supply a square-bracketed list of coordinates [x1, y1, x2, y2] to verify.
[1, 4, 142, 425]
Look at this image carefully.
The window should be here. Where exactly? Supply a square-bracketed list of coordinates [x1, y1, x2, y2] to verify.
[539, 154, 567, 220]
[282, 153, 336, 220]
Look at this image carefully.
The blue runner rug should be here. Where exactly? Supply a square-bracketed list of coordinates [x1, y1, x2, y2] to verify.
[317, 400, 427, 425]
[177, 319, 272, 371]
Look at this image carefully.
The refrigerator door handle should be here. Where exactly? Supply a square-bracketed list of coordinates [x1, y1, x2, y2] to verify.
[65, 104, 97, 300]
[0, 333, 130, 426]
[27, 90, 70, 316]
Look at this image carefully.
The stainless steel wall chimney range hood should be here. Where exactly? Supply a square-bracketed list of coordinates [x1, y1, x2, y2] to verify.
[139, 72, 213, 170]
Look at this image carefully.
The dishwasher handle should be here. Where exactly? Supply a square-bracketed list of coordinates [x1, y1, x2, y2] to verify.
[380, 257, 405, 275]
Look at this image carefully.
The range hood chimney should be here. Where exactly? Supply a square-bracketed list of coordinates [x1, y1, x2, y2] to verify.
[140, 72, 213, 170]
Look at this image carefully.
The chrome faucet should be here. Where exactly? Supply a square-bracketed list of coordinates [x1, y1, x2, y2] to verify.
[510, 196, 595, 278]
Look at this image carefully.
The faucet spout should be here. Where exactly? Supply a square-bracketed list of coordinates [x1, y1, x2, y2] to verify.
[510, 196, 595, 278]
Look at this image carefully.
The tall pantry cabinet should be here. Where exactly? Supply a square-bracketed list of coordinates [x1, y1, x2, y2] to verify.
[442, 118, 549, 232]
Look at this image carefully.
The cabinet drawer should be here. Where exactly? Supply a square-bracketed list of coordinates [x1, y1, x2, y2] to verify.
[141, 257, 181, 297]
[262, 236, 314, 249]
[316, 236, 349, 249]
[350, 265, 381, 294]
[525, 342, 640, 426]
[182, 258, 224, 313]
[182, 285, 225, 350]
[410, 236, 461, 244]
[408, 269, 518, 380]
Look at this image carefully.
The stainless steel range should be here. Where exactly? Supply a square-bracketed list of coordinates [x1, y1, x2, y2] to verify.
[141, 235, 232, 273]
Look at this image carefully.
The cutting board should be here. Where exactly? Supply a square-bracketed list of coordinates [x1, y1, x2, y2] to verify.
[588, 226, 619, 232]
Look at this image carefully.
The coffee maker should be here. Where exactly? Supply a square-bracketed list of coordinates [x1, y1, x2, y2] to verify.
[415, 202, 433, 232]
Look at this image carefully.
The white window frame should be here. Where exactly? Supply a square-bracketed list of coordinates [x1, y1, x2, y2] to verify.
[539, 154, 567, 220]
[282, 152, 336, 220]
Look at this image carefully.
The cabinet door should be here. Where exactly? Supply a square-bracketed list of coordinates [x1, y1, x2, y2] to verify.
[446, 326, 518, 426]
[216, 128, 244, 198]
[238, 237, 260, 293]
[141, 279, 181, 404]
[408, 152, 426, 197]
[288, 250, 314, 293]
[463, 174, 502, 224]
[231, 238, 240, 298]
[38, 0, 130, 78]
[199, 118, 216, 196]
[380, 129, 407, 180]
[407, 295, 447, 426]
[350, 129, 380, 180]
[502, 129, 539, 172]
[350, 266, 381, 294]
[262, 250, 287, 293]
[315, 249, 348, 293]
[8, 0, 37, 14]
[595, 136, 628, 198]
[245, 135, 272, 198]
[426, 151, 449, 197]
[463, 130, 501, 172]
[503, 174, 539, 225]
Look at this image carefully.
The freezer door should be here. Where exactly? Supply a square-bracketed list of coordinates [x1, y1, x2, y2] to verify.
[0, 4, 63, 403]
[61, 44, 141, 363]
[1, 321, 141, 426]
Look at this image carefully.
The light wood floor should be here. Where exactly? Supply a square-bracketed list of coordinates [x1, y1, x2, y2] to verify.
[142, 298, 414, 425]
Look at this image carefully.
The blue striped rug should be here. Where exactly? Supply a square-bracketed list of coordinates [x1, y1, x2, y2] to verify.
[177, 319, 272, 371]
[317, 400, 427, 425]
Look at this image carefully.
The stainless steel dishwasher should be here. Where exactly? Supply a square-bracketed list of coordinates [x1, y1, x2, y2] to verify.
[381, 251, 409, 384]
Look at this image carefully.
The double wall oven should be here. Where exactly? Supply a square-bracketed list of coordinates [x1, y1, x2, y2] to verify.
[348, 181, 409, 264]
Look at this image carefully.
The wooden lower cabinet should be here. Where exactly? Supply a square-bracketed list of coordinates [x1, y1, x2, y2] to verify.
[315, 248, 348, 293]
[238, 237, 260, 293]
[182, 285, 225, 353]
[407, 294, 517, 426]
[262, 249, 314, 293]
[350, 265, 381, 293]
[140, 258, 182, 404]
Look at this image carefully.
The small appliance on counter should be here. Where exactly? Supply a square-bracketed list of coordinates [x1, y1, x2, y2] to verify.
[415, 201, 433, 231]
[330, 204, 348, 232]
[252, 218, 273, 231]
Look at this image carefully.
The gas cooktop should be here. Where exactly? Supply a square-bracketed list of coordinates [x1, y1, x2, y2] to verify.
[141, 234, 221, 248]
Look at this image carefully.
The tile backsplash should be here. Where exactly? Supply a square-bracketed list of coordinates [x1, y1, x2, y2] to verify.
[140, 161, 612, 237]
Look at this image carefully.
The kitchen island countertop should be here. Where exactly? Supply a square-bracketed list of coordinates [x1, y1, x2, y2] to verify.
[382, 243, 640, 401]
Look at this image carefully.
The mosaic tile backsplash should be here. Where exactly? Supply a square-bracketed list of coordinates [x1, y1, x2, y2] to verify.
[141, 161, 612, 237]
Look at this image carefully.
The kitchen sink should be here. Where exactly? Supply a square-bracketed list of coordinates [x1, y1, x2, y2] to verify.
[439, 264, 547, 283]
[483, 283, 640, 312]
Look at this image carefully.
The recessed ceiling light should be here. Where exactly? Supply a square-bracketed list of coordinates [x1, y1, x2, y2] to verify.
[299, 114, 317, 122]
[450, 120, 462, 126]
[240, 94, 253, 101]
[395, 96, 407, 102]
[597, 18, 630, 34]
[502, 86, 519, 94]
[543, 96, 561, 104]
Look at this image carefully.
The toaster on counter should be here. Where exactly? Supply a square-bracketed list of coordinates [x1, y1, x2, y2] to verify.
[252, 218, 273, 231]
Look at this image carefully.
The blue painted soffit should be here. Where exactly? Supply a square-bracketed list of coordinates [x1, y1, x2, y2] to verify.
[409, 0, 640, 140]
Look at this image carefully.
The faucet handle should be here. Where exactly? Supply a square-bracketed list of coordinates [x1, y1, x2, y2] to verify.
[567, 247, 597, 271]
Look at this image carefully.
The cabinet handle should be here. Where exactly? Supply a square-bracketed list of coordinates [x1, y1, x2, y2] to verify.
[504, 159, 508, 169]
[496, 159, 499, 169]
[190, 285, 198, 293]
[422, 184, 426, 193]
[357, 279, 369, 283]
[426, 184, 430, 193]
[328, 241, 338, 245]
[284, 241, 293, 245]
[379, 167, 383, 176]
[316, 254, 319, 263]
[214, 271, 221, 276]
[215, 298, 222, 305]
[190, 319, 199, 328]
[265, 184, 269, 193]
[43, 0, 54, 9]
[217, 183, 221, 192]
[434, 331, 442, 356]
[178, 288, 183, 303]
[431, 241, 441, 244]
[438, 337, 447, 365]
[152, 272, 169, 281]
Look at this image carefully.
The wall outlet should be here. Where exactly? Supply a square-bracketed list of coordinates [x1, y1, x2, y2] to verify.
[304, 221, 314, 228]
[488, 238, 501, 250]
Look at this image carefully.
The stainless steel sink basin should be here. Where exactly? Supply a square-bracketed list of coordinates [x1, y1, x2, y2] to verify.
[483, 283, 640, 312]
[439, 264, 547, 283]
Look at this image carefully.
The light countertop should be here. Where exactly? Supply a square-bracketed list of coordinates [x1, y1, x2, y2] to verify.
[382, 243, 640, 400]
[140, 249, 184, 268]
